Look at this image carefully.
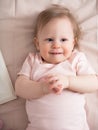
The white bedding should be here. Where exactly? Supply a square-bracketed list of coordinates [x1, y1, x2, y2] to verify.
[0, 50, 16, 104]
[0, 0, 97, 130]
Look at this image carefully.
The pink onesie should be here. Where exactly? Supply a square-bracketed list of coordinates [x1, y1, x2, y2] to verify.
[18, 50, 95, 130]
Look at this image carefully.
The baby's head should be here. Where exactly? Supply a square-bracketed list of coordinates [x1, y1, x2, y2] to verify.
[34, 4, 81, 46]
[33, 5, 81, 64]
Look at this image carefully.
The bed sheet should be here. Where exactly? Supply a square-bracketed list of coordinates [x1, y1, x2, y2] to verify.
[0, 0, 97, 130]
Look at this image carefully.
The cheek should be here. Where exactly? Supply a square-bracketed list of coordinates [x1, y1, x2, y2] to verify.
[64, 45, 71, 51]
[40, 46, 48, 55]
[69, 43, 74, 50]
[40, 44, 50, 50]
[64, 45, 74, 53]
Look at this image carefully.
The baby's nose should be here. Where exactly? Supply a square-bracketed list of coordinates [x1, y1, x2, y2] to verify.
[52, 40, 61, 48]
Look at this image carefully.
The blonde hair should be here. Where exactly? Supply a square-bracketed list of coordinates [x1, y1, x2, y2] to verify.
[34, 4, 81, 46]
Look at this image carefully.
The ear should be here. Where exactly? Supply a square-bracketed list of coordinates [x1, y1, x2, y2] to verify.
[74, 37, 78, 45]
[33, 37, 40, 50]
[73, 37, 78, 49]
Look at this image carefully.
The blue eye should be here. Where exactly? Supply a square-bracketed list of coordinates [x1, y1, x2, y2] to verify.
[46, 38, 53, 42]
[61, 38, 68, 42]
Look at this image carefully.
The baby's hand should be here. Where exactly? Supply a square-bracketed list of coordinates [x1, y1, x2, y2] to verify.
[45, 74, 69, 94]
[38, 77, 52, 95]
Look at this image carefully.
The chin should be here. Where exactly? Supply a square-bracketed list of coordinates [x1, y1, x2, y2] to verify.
[51, 59, 65, 64]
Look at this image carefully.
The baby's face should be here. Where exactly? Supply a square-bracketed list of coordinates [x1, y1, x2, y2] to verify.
[35, 17, 75, 64]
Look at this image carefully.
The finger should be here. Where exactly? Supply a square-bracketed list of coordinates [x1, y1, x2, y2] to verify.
[45, 74, 59, 80]
[49, 82, 62, 90]
[51, 80, 62, 87]
[55, 89, 62, 94]
[46, 77, 59, 85]
[52, 87, 62, 94]
[48, 76, 58, 82]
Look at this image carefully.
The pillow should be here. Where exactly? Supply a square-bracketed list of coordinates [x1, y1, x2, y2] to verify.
[0, 50, 16, 104]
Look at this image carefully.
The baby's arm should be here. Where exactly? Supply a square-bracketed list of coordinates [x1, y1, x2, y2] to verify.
[15, 75, 51, 99]
[44, 74, 69, 94]
[68, 75, 98, 93]
[45, 74, 98, 94]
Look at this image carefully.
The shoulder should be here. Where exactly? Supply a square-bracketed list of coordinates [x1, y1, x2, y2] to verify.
[24, 52, 36, 66]
[26, 52, 35, 64]
[26, 52, 41, 65]
[70, 50, 96, 74]
[69, 49, 87, 63]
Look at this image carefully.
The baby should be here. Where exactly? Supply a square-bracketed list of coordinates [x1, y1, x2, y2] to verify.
[15, 4, 98, 130]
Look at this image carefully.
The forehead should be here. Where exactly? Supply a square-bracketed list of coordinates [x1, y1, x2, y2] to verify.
[47, 17, 72, 27]
[38, 17, 74, 36]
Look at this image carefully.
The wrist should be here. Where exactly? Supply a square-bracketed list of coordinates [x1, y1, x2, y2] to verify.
[42, 86, 48, 95]
[63, 76, 70, 90]
[42, 83, 50, 95]
[67, 76, 70, 89]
